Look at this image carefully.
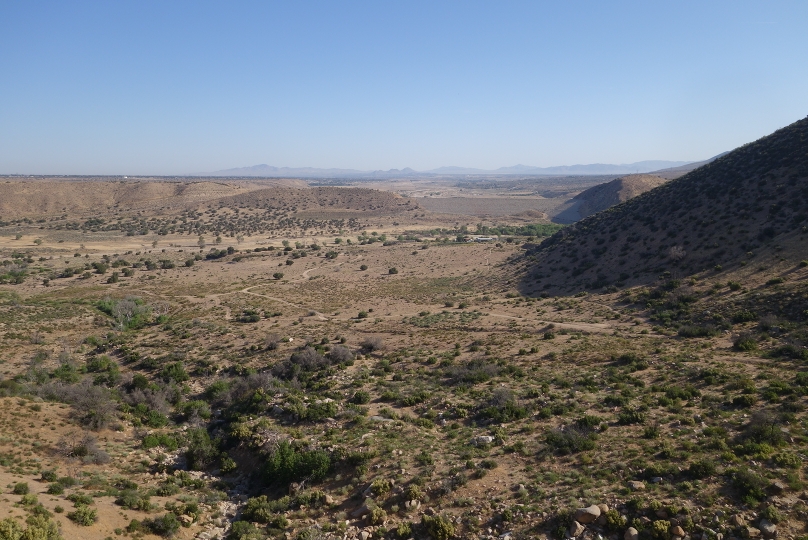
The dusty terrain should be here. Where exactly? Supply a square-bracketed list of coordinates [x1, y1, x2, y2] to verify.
[0, 123, 807, 540]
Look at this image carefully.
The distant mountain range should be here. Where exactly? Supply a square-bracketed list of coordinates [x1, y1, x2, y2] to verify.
[199, 160, 695, 178]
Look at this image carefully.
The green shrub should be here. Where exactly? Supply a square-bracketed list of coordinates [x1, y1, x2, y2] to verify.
[67, 505, 98, 526]
[545, 427, 596, 454]
[688, 459, 716, 479]
[422, 514, 456, 540]
[396, 522, 413, 539]
[369, 506, 387, 525]
[160, 362, 189, 383]
[730, 468, 768, 503]
[760, 505, 784, 524]
[185, 428, 220, 470]
[773, 452, 801, 469]
[142, 433, 179, 451]
[12, 482, 29, 495]
[732, 394, 756, 408]
[650, 520, 670, 540]
[350, 390, 371, 404]
[264, 441, 331, 485]
[604, 509, 627, 532]
[144, 513, 181, 538]
[733, 334, 757, 351]
[618, 408, 646, 425]
[242, 495, 292, 523]
[115, 490, 152, 511]
[67, 493, 94, 506]
[678, 325, 716, 338]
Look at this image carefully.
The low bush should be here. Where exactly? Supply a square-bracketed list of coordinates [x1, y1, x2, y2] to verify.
[264, 441, 331, 485]
[67, 505, 98, 526]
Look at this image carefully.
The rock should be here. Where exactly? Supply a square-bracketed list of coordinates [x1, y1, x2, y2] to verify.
[758, 520, 776, 538]
[598, 504, 610, 514]
[179, 515, 194, 525]
[769, 481, 787, 494]
[672, 526, 686, 537]
[743, 526, 761, 538]
[351, 503, 371, 518]
[628, 481, 646, 491]
[651, 477, 664, 484]
[324, 494, 334, 505]
[360, 531, 372, 540]
[625, 527, 639, 540]
[569, 521, 586, 538]
[575, 505, 602, 524]
[471, 435, 495, 446]
[730, 515, 746, 528]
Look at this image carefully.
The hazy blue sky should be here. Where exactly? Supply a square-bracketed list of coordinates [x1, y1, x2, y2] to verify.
[1, 1, 806, 175]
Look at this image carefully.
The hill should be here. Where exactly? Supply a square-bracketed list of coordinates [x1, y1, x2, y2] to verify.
[652, 151, 730, 179]
[0, 180, 259, 219]
[572, 174, 668, 219]
[204, 161, 694, 178]
[519, 115, 808, 293]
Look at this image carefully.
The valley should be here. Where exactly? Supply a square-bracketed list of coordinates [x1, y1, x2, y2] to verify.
[0, 117, 806, 540]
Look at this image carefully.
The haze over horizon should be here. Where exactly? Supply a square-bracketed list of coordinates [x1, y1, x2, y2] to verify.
[1, 1, 807, 175]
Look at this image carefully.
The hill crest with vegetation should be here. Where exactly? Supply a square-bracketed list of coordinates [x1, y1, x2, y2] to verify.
[519, 116, 808, 293]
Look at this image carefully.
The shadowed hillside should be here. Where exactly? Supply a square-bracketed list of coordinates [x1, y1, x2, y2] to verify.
[518, 116, 808, 293]
[573, 174, 667, 219]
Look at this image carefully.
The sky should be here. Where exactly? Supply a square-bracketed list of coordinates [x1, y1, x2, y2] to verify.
[1, 1, 807, 175]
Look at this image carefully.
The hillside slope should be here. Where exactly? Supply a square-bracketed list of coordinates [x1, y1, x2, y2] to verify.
[0, 181, 255, 218]
[652, 151, 729, 179]
[573, 174, 668, 219]
[519, 116, 808, 293]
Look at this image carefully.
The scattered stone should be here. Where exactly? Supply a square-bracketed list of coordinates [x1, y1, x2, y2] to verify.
[575, 505, 602, 524]
[628, 481, 646, 491]
[730, 515, 746, 528]
[471, 435, 495, 446]
[351, 503, 371, 518]
[569, 521, 586, 538]
[758, 520, 776, 538]
[651, 477, 664, 483]
[743, 526, 761, 538]
[359, 531, 371, 540]
[769, 481, 787, 494]
[625, 527, 639, 540]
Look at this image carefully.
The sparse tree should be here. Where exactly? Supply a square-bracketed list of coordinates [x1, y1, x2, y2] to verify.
[669, 245, 686, 262]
